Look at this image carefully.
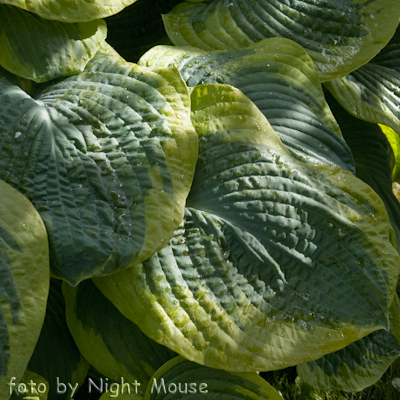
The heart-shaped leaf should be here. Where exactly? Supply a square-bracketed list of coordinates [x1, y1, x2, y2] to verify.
[0, 47, 198, 285]
[0, 5, 107, 83]
[0, 179, 49, 398]
[94, 84, 399, 372]
[162, 0, 400, 81]
[139, 38, 355, 172]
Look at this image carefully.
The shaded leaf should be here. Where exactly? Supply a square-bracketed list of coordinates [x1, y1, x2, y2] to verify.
[325, 90, 400, 250]
[28, 279, 89, 400]
[9, 370, 48, 400]
[145, 356, 284, 399]
[63, 279, 176, 392]
[0, 179, 49, 399]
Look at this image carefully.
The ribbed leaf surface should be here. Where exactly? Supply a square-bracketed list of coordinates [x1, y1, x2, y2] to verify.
[63, 279, 176, 392]
[0, 5, 106, 83]
[162, 0, 400, 81]
[139, 38, 355, 172]
[325, 27, 400, 135]
[94, 84, 399, 372]
[297, 296, 400, 392]
[0, 48, 198, 285]
[0, 180, 49, 399]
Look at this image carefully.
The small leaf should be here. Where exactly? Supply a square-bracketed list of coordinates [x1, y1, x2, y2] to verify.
[0, 5, 107, 83]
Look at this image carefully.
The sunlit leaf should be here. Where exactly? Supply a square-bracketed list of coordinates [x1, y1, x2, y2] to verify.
[0, 5, 106, 83]
[139, 37, 355, 172]
[162, 0, 400, 81]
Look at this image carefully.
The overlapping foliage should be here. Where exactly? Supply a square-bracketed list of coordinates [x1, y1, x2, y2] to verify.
[1, 0, 400, 399]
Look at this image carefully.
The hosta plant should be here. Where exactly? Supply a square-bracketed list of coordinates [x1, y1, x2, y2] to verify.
[1, 1, 400, 399]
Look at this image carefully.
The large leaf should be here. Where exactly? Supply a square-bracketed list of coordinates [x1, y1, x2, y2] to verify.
[0, 0, 139, 23]
[162, 0, 400, 81]
[139, 37, 355, 172]
[0, 179, 49, 400]
[145, 356, 284, 399]
[94, 84, 400, 372]
[0, 47, 198, 285]
[63, 279, 176, 392]
[0, 5, 107, 83]
[324, 26, 400, 135]
[28, 279, 89, 400]
[297, 295, 400, 392]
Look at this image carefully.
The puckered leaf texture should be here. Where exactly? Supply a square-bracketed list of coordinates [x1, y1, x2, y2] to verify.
[0, 47, 198, 285]
[94, 84, 399, 372]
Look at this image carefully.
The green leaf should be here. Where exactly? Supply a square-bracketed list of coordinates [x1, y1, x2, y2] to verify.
[9, 370, 49, 400]
[0, 5, 107, 83]
[324, 26, 400, 135]
[93, 84, 399, 372]
[162, 0, 400, 81]
[297, 295, 400, 392]
[0, 179, 49, 399]
[325, 90, 400, 250]
[0, 47, 198, 285]
[0, 0, 139, 23]
[381, 125, 400, 183]
[145, 356, 284, 399]
[139, 37, 355, 172]
[27, 279, 89, 400]
[63, 279, 176, 392]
